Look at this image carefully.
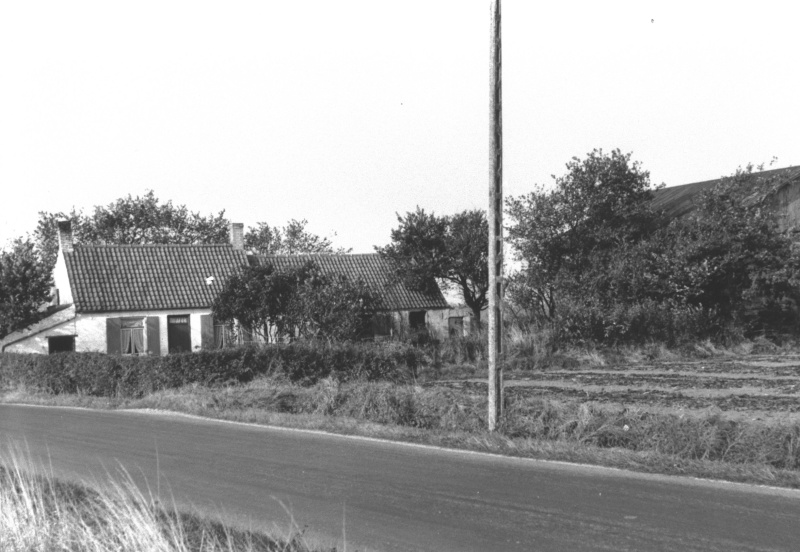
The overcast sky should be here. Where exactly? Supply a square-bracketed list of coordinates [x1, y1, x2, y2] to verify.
[1, 1, 798, 253]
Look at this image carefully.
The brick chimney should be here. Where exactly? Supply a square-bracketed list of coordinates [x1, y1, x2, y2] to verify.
[229, 222, 244, 250]
[57, 220, 74, 253]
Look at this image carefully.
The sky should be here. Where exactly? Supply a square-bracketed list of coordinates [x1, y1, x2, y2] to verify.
[1, 1, 799, 253]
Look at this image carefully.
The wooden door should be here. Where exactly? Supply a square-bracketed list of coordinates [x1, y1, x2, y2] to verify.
[167, 315, 191, 353]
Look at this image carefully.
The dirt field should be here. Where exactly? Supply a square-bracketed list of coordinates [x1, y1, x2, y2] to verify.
[438, 354, 800, 422]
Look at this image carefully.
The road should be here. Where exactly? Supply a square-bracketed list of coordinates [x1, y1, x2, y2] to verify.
[1, 404, 799, 551]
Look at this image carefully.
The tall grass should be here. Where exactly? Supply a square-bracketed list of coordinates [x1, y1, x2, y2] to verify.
[128, 377, 800, 472]
[0, 447, 328, 552]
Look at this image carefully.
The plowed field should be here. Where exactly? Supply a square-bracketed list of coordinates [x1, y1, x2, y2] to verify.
[437, 355, 800, 420]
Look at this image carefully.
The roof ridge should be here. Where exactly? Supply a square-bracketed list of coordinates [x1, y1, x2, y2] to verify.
[72, 243, 234, 248]
[658, 164, 800, 192]
[257, 252, 379, 258]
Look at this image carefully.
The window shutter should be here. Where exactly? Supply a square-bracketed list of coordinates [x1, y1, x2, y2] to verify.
[200, 314, 214, 349]
[146, 316, 161, 356]
[106, 318, 122, 354]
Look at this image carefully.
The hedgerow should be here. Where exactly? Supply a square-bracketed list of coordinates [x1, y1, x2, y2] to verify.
[0, 341, 426, 398]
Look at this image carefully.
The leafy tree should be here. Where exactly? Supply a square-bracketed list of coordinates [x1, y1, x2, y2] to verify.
[244, 219, 350, 255]
[654, 164, 800, 331]
[282, 219, 350, 255]
[212, 264, 304, 341]
[212, 261, 377, 342]
[506, 149, 660, 322]
[290, 268, 380, 341]
[507, 149, 658, 285]
[243, 222, 283, 255]
[85, 190, 228, 245]
[507, 152, 800, 343]
[377, 208, 488, 324]
[35, 190, 229, 270]
[0, 238, 52, 338]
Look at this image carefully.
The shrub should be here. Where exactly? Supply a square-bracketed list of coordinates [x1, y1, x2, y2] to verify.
[557, 296, 724, 346]
[0, 341, 427, 398]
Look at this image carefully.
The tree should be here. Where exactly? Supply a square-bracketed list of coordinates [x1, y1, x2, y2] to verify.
[84, 190, 229, 245]
[507, 152, 800, 343]
[0, 238, 52, 338]
[34, 190, 229, 271]
[654, 164, 800, 331]
[507, 149, 658, 283]
[377, 208, 488, 324]
[243, 222, 283, 255]
[290, 268, 380, 341]
[212, 261, 377, 342]
[244, 219, 351, 255]
[506, 149, 660, 321]
[212, 264, 306, 341]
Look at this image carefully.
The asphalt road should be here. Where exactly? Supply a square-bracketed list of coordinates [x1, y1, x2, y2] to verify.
[1, 404, 799, 551]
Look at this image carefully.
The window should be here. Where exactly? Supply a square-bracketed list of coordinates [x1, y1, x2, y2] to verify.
[48, 336, 75, 354]
[201, 315, 259, 349]
[213, 322, 234, 348]
[107, 317, 159, 355]
[239, 325, 255, 345]
[213, 322, 255, 348]
[121, 318, 145, 355]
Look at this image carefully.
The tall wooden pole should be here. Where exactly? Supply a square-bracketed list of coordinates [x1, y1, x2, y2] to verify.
[487, 0, 504, 431]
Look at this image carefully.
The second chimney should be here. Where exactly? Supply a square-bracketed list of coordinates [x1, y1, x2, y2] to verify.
[57, 220, 74, 254]
[229, 222, 244, 250]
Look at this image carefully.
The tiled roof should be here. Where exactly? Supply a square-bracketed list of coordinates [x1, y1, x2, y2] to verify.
[64, 245, 249, 313]
[652, 165, 800, 220]
[250, 253, 450, 311]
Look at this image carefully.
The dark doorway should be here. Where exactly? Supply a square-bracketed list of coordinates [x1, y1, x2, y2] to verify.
[168, 315, 191, 353]
[409, 311, 426, 330]
[48, 336, 75, 354]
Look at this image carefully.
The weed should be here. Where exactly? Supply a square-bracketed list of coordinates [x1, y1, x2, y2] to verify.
[0, 445, 331, 552]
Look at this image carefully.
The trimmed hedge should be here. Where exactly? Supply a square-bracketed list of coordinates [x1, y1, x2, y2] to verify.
[0, 341, 427, 398]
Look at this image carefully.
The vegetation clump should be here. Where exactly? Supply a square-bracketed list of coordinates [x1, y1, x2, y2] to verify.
[507, 151, 800, 347]
[212, 262, 379, 343]
[0, 449, 328, 552]
[0, 341, 425, 397]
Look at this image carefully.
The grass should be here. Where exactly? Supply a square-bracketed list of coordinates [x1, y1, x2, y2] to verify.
[0, 445, 334, 552]
[6, 373, 800, 489]
[5, 337, 800, 490]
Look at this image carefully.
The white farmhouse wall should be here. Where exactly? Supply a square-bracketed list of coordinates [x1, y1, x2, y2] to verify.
[52, 251, 73, 305]
[426, 306, 479, 337]
[4, 319, 78, 354]
[426, 309, 452, 336]
[74, 308, 212, 354]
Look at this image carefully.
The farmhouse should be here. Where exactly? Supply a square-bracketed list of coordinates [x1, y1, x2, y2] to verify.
[0, 222, 449, 354]
[652, 164, 800, 230]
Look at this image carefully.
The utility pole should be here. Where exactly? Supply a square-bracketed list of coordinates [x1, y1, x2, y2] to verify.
[487, 0, 503, 431]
